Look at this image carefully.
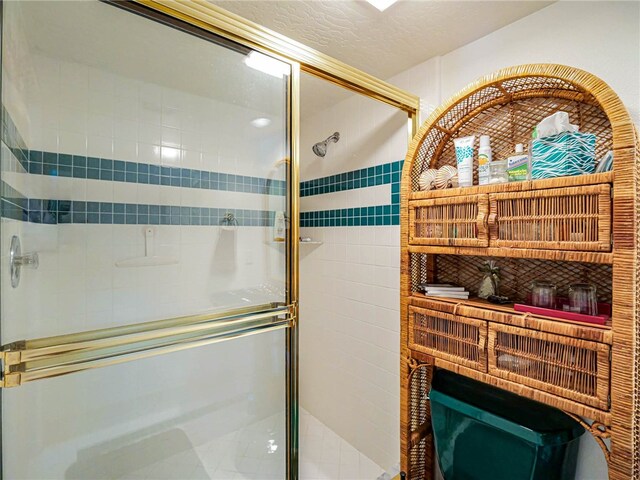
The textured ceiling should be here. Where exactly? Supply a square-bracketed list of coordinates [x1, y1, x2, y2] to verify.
[212, 0, 552, 115]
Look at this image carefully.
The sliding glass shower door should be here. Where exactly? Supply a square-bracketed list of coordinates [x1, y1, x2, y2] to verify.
[1, 1, 296, 478]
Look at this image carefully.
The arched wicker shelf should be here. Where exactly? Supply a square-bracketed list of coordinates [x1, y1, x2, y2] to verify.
[400, 64, 639, 480]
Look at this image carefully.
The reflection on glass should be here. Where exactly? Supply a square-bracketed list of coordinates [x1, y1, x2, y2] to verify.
[1, 1, 291, 479]
[4, 331, 286, 479]
[1, 0, 290, 342]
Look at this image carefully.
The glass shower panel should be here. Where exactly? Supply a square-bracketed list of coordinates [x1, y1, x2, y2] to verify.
[1, 1, 292, 479]
[1, 0, 290, 341]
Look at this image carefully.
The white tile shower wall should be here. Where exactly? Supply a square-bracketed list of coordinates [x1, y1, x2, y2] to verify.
[300, 226, 401, 472]
[26, 52, 286, 176]
[1, 45, 287, 342]
[1, 221, 283, 341]
[300, 84, 407, 472]
[299, 2, 639, 478]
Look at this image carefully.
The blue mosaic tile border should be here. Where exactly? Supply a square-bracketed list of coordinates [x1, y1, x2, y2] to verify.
[300, 160, 403, 227]
[300, 204, 399, 226]
[300, 160, 402, 197]
[2, 106, 29, 173]
[0, 109, 281, 227]
[27, 150, 286, 196]
[1, 195, 275, 227]
[2, 106, 285, 196]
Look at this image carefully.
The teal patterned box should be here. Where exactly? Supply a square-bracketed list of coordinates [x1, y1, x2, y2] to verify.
[531, 131, 596, 179]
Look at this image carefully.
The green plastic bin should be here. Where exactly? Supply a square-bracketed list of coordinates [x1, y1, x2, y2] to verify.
[430, 369, 584, 480]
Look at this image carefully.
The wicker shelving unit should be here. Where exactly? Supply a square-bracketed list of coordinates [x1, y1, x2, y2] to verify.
[399, 64, 640, 479]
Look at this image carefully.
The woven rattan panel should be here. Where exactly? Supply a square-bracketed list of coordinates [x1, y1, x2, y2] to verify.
[635, 135, 640, 476]
[430, 255, 612, 303]
[410, 306, 487, 371]
[489, 325, 610, 409]
[409, 436, 430, 480]
[412, 94, 611, 190]
[409, 365, 433, 480]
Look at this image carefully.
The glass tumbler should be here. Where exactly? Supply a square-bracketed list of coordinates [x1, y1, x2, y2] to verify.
[531, 280, 557, 309]
[569, 283, 598, 316]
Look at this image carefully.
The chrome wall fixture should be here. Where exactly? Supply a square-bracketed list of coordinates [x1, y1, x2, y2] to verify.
[312, 132, 340, 157]
[9, 235, 39, 288]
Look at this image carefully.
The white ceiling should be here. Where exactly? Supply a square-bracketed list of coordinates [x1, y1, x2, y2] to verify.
[18, 1, 552, 121]
[212, 0, 552, 115]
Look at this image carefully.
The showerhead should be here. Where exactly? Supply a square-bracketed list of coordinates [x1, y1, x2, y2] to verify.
[312, 132, 340, 157]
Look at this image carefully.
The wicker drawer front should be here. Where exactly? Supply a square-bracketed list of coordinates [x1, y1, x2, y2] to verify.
[409, 195, 489, 247]
[488, 185, 611, 251]
[409, 306, 487, 371]
[488, 324, 610, 409]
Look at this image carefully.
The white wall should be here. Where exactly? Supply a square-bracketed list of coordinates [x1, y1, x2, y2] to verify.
[299, 1, 639, 477]
[393, 1, 640, 125]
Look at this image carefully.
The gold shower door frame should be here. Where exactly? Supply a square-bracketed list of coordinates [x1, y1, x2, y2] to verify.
[0, 2, 421, 479]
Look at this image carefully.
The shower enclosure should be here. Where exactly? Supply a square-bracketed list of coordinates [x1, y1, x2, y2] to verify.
[0, 1, 419, 479]
[0, 1, 297, 478]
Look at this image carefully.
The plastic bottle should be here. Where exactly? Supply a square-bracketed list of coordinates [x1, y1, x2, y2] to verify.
[453, 135, 475, 187]
[506, 143, 529, 182]
[478, 135, 492, 185]
[273, 211, 286, 242]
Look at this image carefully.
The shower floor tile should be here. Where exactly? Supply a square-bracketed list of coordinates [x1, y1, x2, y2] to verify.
[299, 408, 386, 480]
[110, 407, 385, 480]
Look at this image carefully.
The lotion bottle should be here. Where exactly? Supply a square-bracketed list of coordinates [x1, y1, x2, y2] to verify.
[478, 135, 492, 185]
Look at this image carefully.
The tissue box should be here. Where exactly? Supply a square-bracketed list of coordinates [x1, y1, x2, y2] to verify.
[531, 131, 596, 180]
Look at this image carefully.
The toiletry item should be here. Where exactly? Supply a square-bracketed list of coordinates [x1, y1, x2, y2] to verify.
[453, 135, 475, 187]
[531, 131, 596, 179]
[418, 169, 438, 191]
[273, 211, 286, 242]
[488, 160, 508, 184]
[506, 144, 529, 182]
[532, 111, 578, 139]
[477, 135, 492, 185]
[434, 165, 458, 189]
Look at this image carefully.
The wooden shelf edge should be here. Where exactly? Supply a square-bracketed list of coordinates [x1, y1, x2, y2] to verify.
[407, 244, 614, 264]
[426, 356, 611, 425]
[409, 172, 614, 200]
[409, 294, 613, 344]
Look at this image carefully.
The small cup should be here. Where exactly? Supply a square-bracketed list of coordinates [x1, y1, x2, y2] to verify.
[531, 280, 556, 309]
[568, 283, 598, 316]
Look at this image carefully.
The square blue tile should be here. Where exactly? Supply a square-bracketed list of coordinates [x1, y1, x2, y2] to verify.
[101, 158, 113, 171]
[72, 155, 86, 167]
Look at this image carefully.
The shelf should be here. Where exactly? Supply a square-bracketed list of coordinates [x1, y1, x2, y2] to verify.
[407, 244, 614, 264]
[409, 293, 612, 344]
[409, 172, 613, 201]
[300, 241, 323, 245]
